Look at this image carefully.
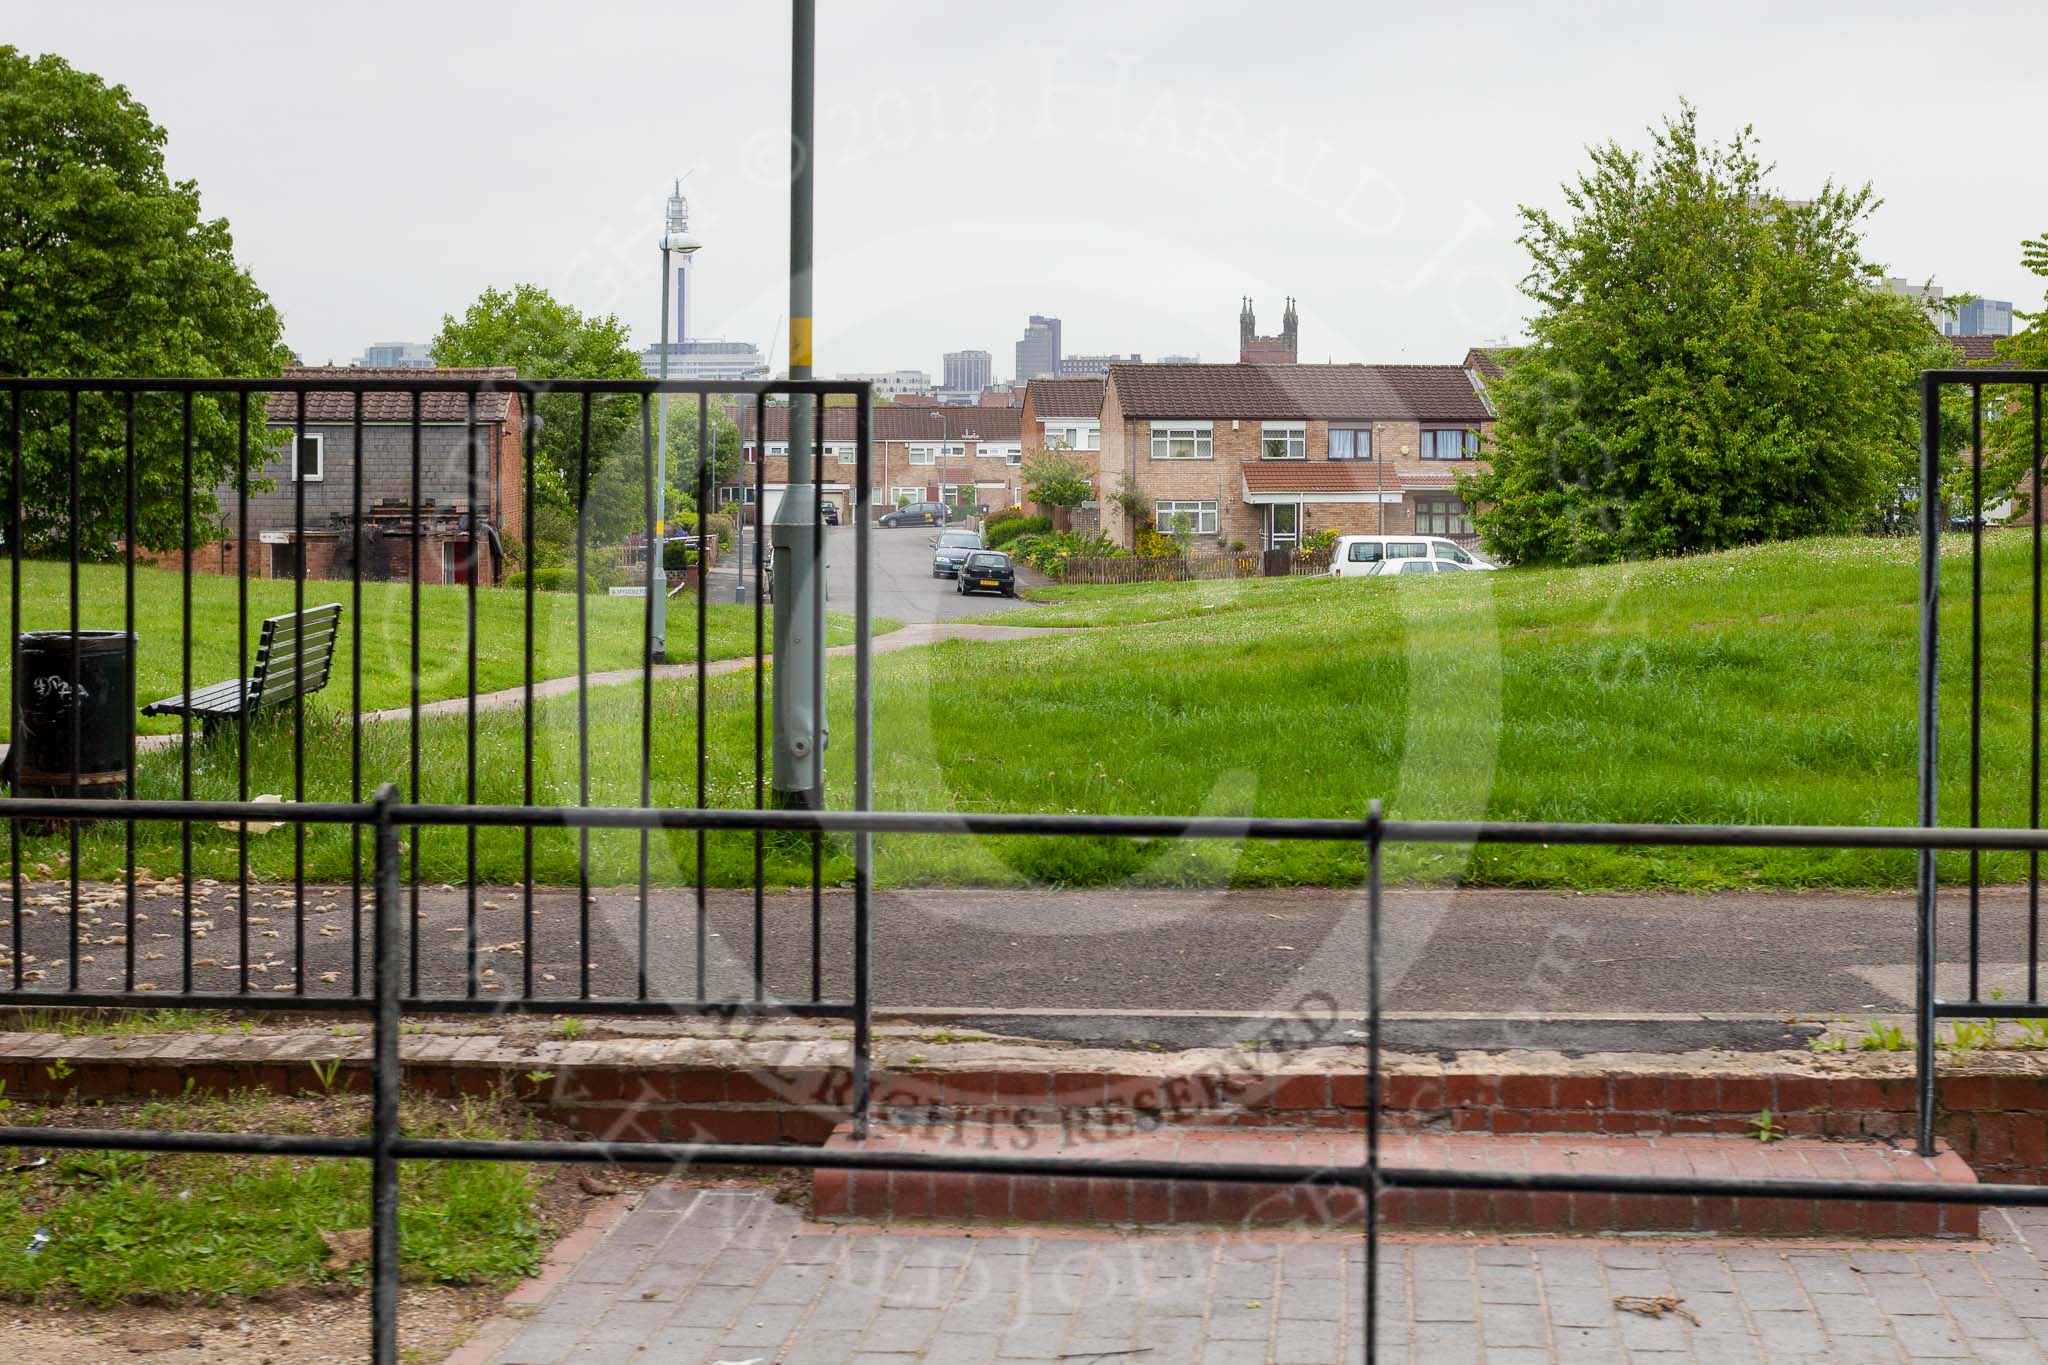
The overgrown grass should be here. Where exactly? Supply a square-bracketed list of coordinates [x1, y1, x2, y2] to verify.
[0, 1007, 230, 1036]
[9, 533, 2039, 890]
[0, 560, 894, 739]
[0, 1091, 542, 1304]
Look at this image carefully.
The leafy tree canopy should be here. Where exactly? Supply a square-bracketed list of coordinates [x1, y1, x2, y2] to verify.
[1463, 103, 1947, 565]
[1972, 231, 2048, 516]
[1020, 450, 1091, 509]
[0, 47, 289, 554]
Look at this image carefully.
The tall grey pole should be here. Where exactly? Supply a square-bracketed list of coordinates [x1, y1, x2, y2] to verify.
[650, 244, 670, 661]
[771, 0, 822, 807]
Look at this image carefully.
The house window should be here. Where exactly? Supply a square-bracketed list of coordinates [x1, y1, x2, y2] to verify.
[742, 445, 758, 464]
[1415, 494, 1474, 536]
[981, 443, 1020, 463]
[267, 541, 300, 578]
[292, 433, 324, 482]
[908, 444, 935, 465]
[825, 442, 856, 464]
[1329, 427, 1371, 461]
[1154, 499, 1218, 535]
[1421, 428, 1478, 460]
[890, 486, 924, 506]
[1260, 422, 1306, 460]
[1044, 423, 1097, 450]
[1149, 422, 1213, 460]
[1007, 446, 1022, 466]
[766, 442, 788, 457]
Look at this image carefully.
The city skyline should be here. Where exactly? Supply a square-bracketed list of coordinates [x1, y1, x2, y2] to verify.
[13, 2, 2042, 376]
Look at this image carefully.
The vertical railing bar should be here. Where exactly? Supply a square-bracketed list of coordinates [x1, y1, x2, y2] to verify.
[66, 391, 80, 993]
[637, 392, 654, 1002]
[465, 393, 479, 1000]
[522, 389, 536, 1000]
[368, 783, 401, 1365]
[2033, 381, 2044, 1003]
[1916, 372, 1942, 1157]
[811, 398, 825, 1003]
[351, 387, 364, 997]
[695, 394, 709, 1001]
[576, 392, 592, 1001]
[293, 391, 307, 996]
[236, 394, 250, 995]
[408, 390, 422, 998]
[178, 391, 192, 995]
[1969, 383, 1983, 1004]
[752, 393, 766, 1005]
[852, 385, 873, 1136]
[122, 394, 137, 992]
[6, 391, 19, 990]
[1364, 799, 1383, 1365]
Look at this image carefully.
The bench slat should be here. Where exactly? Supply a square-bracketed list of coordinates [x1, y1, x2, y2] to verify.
[141, 604, 343, 727]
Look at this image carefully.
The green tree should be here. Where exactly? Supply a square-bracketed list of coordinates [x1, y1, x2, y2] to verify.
[1020, 450, 1092, 511]
[1463, 104, 1947, 565]
[0, 47, 289, 555]
[1971, 231, 2048, 517]
[429, 284, 643, 523]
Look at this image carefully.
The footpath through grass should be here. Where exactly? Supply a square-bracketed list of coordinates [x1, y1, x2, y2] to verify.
[11, 533, 2037, 890]
[0, 1090, 544, 1304]
[0, 560, 891, 739]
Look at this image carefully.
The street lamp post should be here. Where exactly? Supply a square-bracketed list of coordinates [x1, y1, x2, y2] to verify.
[930, 408, 951, 515]
[654, 182, 700, 661]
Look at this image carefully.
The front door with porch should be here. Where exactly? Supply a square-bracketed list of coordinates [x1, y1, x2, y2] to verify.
[1265, 501, 1299, 551]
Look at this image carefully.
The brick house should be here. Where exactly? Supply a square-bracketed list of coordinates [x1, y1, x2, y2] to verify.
[1097, 362, 1494, 551]
[732, 404, 1022, 519]
[1019, 378, 1104, 471]
[167, 366, 524, 585]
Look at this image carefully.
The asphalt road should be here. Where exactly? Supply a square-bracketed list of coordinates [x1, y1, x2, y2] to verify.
[709, 522, 1049, 625]
[2, 879, 2028, 1053]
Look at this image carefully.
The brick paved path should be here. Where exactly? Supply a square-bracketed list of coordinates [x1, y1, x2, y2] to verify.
[474, 1186, 2048, 1363]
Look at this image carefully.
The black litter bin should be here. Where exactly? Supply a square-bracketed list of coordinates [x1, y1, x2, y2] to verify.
[10, 630, 136, 800]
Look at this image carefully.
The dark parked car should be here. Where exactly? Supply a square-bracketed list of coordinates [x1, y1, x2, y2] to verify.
[955, 549, 1016, 597]
[880, 500, 954, 528]
[821, 501, 840, 526]
[931, 528, 984, 578]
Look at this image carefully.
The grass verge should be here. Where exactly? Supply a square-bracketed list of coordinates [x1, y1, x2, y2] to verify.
[8, 533, 2039, 891]
[0, 560, 895, 739]
[0, 1089, 547, 1305]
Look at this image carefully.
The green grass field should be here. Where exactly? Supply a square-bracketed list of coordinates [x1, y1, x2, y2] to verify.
[16, 532, 2041, 892]
[0, 561, 891, 739]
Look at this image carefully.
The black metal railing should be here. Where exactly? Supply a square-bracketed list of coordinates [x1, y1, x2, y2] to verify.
[0, 371, 2042, 1364]
[1915, 368, 2048, 1152]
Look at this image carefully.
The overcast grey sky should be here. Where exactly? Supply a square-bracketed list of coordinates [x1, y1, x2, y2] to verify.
[12, 0, 2044, 376]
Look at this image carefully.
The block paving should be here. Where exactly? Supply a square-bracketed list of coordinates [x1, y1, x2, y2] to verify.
[470, 1185, 2048, 1364]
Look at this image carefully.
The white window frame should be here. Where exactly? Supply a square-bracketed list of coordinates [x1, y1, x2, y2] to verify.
[291, 432, 324, 482]
[980, 442, 1021, 463]
[890, 486, 924, 505]
[1154, 499, 1218, 535]
[766, 441, 789, 458]
[1149, 421, 1214, 460]
[1260, 422, 1306, 460]
[825, 442, 856, 464]
[908, 444, 936, 465]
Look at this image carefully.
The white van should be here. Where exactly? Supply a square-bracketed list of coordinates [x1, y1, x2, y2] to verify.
[1329, 535, 1493, 579]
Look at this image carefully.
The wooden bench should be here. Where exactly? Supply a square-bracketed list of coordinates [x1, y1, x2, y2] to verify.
[142, 603, 343, 737]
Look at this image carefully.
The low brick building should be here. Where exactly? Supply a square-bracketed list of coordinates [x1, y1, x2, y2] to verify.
[162, 366, 524, 585]
[1097, 362, 1494, 551]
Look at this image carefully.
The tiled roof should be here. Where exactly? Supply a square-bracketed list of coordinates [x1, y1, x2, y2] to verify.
[1948, 334, 2016, 367]
[1240, 463, 1401, 496]
[1027, 378, 1104, 420]
[1108, 363, 1490, 421]
[734, 404, 1020, 443]
[1463, 347, 1518, 381]
[266, 367, 519, 424]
